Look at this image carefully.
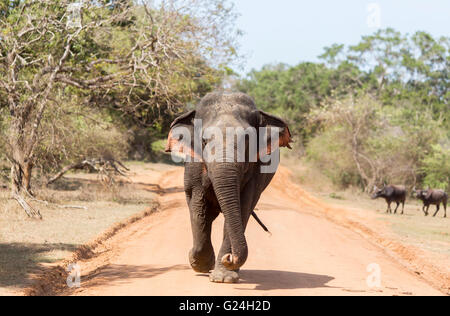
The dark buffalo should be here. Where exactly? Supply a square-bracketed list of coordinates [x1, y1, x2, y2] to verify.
[413, 188, 448, 218]
[371, 185, 407, 214]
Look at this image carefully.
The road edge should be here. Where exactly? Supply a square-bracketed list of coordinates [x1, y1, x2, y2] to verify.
[23, 203, 160, 296]
[279, 167, 450, 295]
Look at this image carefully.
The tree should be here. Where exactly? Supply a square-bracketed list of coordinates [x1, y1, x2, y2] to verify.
[236, 62, 366, 144]
[420, 145, 450, 191]
[0, 0, 240, 217]
[34, 96, 131, 177]
[307, 95, 447, 191]
[236, 28, 448, 191]
[348, 28, 406, 92]
[309, 95, 382, 192]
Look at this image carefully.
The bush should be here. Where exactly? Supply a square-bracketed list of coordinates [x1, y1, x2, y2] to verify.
[34, 99, 131, 176]
[306, 127, 360, 188]
[306, 95, 447, 191]
[421, 145, 450, 190]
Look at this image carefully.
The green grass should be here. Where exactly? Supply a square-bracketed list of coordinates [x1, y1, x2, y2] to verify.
[329, 193, 345, 200]
[151, 139, 167, 153]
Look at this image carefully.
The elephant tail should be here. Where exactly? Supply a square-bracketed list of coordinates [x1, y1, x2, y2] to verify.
[251, 211, 271, 236]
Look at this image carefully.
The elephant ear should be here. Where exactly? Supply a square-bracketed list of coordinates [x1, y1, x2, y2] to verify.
[257, 111, 293, 155]
[165, 110, 200, 160]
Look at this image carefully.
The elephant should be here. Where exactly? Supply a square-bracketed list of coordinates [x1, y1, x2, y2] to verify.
[165, 92, 292, 283]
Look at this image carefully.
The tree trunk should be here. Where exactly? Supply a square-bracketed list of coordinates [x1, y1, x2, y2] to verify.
[8, 122, 41, 219]
[8, 115, 35, 194]
[10, 162, 41, 219]
[10, 161, 33, 195]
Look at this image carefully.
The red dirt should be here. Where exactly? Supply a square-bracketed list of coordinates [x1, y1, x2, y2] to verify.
[49, 166, 446, 296]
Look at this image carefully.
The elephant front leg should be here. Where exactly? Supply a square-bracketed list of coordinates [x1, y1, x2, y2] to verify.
[209, 229, 240, 284]
[188, 197, 219, 273]
[210, 183, 256, 284]
[210, 211, 253, 284]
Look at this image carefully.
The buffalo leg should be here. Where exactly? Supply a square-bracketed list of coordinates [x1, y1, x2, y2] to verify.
[432, 204, 440, 217]
[394, 202, 400, 214]
[386, 202, 391, 214]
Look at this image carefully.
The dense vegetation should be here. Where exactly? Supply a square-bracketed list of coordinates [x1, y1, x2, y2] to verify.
[0, 0, 240, 198]
[0, 1, 448, 219]
[237, 29, 449, 191]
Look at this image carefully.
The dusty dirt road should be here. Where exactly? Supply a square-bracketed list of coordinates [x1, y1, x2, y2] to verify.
[69, 166, 444, 296]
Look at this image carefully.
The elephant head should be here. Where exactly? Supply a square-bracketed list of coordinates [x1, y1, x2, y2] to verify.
[166, 93, 292, 271]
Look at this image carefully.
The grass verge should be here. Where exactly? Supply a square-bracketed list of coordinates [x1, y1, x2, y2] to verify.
[0, 167, 159, 296]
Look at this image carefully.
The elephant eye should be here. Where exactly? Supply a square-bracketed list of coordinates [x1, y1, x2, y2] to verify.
[249, 111, 259, 127]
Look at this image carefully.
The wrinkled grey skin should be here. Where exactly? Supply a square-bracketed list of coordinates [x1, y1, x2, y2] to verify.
[166, 93, 292, 283]
[371, 185, 406, 214]
[413, 189, 448, 218]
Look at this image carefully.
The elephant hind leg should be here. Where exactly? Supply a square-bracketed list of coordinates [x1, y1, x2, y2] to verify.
[189, 248, 215, 273]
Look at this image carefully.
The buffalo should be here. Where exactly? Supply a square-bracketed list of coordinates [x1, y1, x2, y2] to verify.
[413, 188, 448, 218]
[372, 185, 407, 215]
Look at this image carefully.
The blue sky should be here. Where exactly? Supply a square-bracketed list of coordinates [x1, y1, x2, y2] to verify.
[233, 0, 450, 75]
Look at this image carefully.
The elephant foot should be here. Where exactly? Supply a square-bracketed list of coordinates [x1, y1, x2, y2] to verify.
[209, 268, 240, 284]
[189, 249, 215, 273]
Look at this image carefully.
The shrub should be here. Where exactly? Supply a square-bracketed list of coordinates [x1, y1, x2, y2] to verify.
[421, 145, 450, 190]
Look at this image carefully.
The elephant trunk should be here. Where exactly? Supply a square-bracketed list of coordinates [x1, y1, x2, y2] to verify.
[209, 163, 248, 271]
